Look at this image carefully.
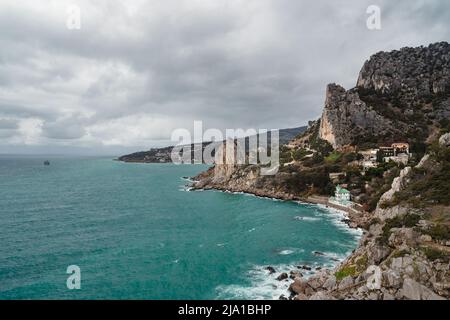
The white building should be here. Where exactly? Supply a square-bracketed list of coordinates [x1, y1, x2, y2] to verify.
[335, 185, 351, 202]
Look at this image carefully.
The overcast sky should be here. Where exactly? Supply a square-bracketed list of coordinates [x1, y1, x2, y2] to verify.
[0, 0, 449, 155]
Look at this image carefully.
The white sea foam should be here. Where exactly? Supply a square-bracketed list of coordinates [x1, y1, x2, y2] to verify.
[279, 250, 294, 255]
[313, 204, 363, 239]
[206, 189, 362, 300]
[224, 190, 284, 202]
[312, 250, 348, 262]
[215, 264, 295, 300]
[277, 248, 304, 255]
[210, 189, 362, 239]
[293, 216, 320, 222]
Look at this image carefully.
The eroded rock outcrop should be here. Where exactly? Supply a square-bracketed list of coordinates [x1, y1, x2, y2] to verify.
[375, 166, 412, 220]
[319, 84, 393, 148]
[319, 42, 450, 149]
[357, 42, 450, 97]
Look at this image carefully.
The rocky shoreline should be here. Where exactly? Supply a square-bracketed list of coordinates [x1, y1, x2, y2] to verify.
[189, 148, 449, 300]
[184, 43, 450, 300]
[189, 179, 371, 299]
[191, 177, 369, 230]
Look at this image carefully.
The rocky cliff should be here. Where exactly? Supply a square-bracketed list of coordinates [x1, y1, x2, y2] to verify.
[318, 83, 398, 149]
[357, 42, 450, 97]
[287, 137, 449, 300]
[319, 42, 450, 149]
[192, 42, 450, 300]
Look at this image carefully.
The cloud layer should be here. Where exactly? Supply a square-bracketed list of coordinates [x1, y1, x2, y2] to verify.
[0, 0, 449, 154]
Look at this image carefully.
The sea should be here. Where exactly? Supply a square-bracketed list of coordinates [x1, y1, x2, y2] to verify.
[0, 155, 361, 299]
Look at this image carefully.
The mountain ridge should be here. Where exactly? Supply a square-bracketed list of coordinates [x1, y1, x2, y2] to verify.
[117, 126, 307, 163]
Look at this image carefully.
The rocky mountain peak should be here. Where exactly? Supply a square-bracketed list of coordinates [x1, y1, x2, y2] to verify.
[319, 42, 450, 150]
[357, 42, 450, 97]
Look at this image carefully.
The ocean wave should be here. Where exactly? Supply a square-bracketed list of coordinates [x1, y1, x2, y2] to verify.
[313, 205, 363, 239]
[223, 190, 284, 202]
[312, 250, 348, 262]
[215, 264, 295, 300]
[293, 216, 320, 222]
[214, 254, 339, 300]
[277, 248, 304, 255]
[278, 250, 294, 255]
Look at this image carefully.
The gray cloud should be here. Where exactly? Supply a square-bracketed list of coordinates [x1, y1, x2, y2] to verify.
[0, 0, 449, 154]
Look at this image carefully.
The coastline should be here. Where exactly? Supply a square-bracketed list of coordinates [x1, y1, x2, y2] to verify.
[188, 181, 367, 300]
[190, 181, 369, 230]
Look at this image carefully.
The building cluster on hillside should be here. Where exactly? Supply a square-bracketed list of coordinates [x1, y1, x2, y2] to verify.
[359, 142, 411, 170]
[328, 143, 411, 206]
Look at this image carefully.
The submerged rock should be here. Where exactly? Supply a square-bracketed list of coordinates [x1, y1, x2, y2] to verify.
[265, 266, 276, 274]
[299, 265, 312, 271]
[276, 273, 288, 281]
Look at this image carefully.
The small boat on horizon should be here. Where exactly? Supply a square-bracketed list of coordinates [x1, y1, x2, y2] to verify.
[44, 160, 50, 166]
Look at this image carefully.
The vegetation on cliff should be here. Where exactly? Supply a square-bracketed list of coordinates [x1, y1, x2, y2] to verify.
[192, 42, 450, 300]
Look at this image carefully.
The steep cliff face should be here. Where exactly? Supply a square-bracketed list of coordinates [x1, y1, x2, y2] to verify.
[212, 140, 244, 183]
[319, 42, 450, 149]
[319, 84, 396, 148]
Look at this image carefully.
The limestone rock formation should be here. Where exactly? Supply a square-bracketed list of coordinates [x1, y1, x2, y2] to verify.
[319, 83, 395, 148]
[439, 132, 450, 147]
[191, 43, 450, 300]
[357, 42, 450, 97]
[319, 42, 450, 149]
[376, 166, 412, 220]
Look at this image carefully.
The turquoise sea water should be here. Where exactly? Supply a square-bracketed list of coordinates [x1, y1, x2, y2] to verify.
[0, 156, 360, 300]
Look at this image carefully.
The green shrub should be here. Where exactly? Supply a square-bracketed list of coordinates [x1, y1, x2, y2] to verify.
[335, 266, 357, 280]
[325, 152, 342, 163]
[292, 148, 312, 161]
[425, 225, 450, 241]
[422, 247, 448, 262]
